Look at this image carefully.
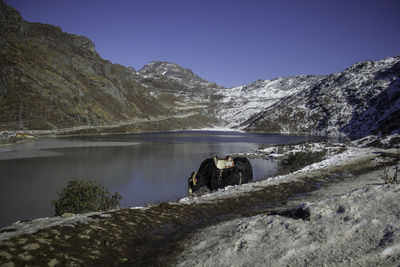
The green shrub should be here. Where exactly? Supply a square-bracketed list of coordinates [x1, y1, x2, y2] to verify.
[52, 178, 122, 216]
[278, 151, 326, 175]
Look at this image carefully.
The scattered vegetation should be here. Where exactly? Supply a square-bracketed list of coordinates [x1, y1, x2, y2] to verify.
[365, 139, 384, 148]
[278, 151, 326, 175]
[52, 178, 122, 216]
[380, 150, 400, 184]
[389, 136, 400, 147]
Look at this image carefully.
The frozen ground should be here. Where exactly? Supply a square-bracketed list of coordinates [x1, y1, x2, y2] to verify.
[176, 151, 400, 266]
[1, 136, 399, 266]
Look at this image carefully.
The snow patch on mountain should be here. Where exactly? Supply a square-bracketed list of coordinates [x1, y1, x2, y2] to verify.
[215, 76, 324, 127]
[139, 61, 222, 90]
[243, 55, 400, 138]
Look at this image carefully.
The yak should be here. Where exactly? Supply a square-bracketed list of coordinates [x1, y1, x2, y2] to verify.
[187, 156, 253, 194]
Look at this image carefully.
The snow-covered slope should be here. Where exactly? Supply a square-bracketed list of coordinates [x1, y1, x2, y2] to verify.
[215, 76, 324, 127]
[242, 56, 400, 138]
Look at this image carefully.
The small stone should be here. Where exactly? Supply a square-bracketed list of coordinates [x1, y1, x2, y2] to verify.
[47, 258, 58, 267]
[91, 250, 100, 256]
[78, 234, 90, 239]
[17, 238, 28, 245]
[89, 224, 106, 231]
[23, 243, 40, 251]
[37, 238, 51, 245]
[1, 262, 15, 267]
[61, 213, 74, 218]
[51, 230, 61, 235]
[0, 250, 13, 260]
[18, 251, 33, 261]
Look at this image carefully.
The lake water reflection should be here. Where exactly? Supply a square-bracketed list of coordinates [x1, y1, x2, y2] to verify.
[0, 131, 326, 228]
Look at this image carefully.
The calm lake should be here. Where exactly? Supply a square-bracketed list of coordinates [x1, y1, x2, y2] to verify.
[0, 131, 326, 228]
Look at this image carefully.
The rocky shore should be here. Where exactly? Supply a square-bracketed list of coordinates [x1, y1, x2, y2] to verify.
[0, 136, 399, 266]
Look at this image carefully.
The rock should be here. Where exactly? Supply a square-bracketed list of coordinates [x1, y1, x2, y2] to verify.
[47, 258, 58, 267]
[22, 243, 40, 251]
[16, 238, 27, 245]
[17, 251, 32, 261]
[78, 234, 90, 239]
[0, 262, 15, 267]
[0, 250, 13, 260]
[61, 212, 74, 218]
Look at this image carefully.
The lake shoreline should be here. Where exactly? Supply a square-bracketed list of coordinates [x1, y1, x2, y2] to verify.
[0, 124, 348, 148]
[0, 135, 398, 266]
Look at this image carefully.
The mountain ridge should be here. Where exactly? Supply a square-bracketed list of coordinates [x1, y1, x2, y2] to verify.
[139, 61, 223, 90]
[1, 0, 400, 139]
[241, 56, 400, 138]
[0, 0, 219, 133]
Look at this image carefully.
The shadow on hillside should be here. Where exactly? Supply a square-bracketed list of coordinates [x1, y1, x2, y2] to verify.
[340, 63, 400, 139]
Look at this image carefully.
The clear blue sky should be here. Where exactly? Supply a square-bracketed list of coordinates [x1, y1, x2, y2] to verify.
[5, 0, 400, 88]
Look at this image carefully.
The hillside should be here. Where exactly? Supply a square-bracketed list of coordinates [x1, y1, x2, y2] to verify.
[215, 75, 324, 127]
[241, 56, 400, 138]
[0, 1, 220, 133]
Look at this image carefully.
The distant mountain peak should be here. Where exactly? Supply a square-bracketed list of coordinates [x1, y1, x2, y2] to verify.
[139, 61, 223, 90]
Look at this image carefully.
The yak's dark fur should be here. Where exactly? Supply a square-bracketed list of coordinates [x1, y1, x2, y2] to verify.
[187, 157, 253, 194]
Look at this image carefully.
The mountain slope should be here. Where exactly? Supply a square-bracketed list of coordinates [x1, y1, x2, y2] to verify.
[139, 61, 222, 91]
[242, 56, 400, 138]
[0, 1, 220, 132]
[215, 76, 324, 127]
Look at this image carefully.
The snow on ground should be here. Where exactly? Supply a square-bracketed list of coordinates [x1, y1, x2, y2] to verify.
[176, 138, 400, 266]
[176, 165, 400, 267]
[179, 144, 373, 205]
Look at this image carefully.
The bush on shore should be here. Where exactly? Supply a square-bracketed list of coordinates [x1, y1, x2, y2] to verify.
[52, 178, 122, 216]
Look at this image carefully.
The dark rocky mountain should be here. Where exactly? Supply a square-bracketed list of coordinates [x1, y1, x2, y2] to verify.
[0, 0, 219, 133]
[242, 56, 400, 138]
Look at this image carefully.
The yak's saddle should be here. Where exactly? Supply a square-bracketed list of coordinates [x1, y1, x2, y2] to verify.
[213, 156, 235, 170]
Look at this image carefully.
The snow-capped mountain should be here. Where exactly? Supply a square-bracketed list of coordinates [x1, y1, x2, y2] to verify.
[215, 76, 324, 127]
[139, 61, 222, 90]
[242, 56, 400, 138]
